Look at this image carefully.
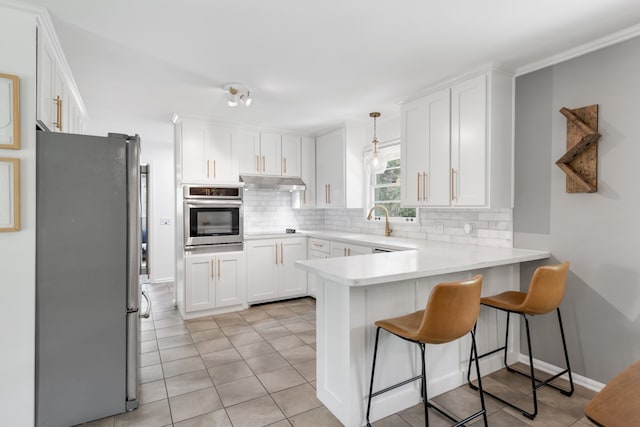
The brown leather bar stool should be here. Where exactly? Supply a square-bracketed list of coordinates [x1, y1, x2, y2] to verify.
[467, 261, 574, 420]
[366, 275, 487, 427]
[584, 360, 640, 427]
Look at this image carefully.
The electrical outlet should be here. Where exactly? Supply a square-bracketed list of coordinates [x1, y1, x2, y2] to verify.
[160, 218, 171, 225]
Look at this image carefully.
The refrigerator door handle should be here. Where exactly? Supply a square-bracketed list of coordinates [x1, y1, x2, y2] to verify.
[140, 290, 151, 319]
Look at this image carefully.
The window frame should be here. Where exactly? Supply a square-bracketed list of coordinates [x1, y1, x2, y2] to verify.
[365, 141, 417, 224]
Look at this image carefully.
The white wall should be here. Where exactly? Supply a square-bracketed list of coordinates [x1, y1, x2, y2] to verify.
[0, 3, 37, 425]
[87, 116, 176, 284]
[140, 141, 175, 283]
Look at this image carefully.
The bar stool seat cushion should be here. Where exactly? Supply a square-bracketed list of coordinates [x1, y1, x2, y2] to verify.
[481, 291, 527, 312]
[585, 360, 640, 427]
[375, 310, 425, 342]
[481, 262, 570, 316]
[375, 277, 483, 345]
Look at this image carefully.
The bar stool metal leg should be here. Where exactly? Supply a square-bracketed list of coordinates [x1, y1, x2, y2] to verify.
[366, 327, 382, 427]
[468, 308, 574, 420]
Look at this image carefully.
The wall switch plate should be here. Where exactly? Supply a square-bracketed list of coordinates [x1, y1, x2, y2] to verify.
[160, 218, 171, 225]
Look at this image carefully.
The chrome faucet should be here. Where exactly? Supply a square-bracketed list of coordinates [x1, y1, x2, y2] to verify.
[366, 205, 392, 237]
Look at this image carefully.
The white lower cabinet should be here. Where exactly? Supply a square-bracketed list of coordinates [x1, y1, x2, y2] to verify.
[307, 238, 331, 297]
[184, 251, 245, 313]
[330, 241, 372, 258]
[247, 238, 308, 303]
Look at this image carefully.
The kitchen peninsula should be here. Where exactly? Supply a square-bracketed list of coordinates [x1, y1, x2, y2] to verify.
[296, 238, 549, 427]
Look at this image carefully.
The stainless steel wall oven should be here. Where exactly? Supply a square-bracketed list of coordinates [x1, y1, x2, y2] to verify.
[183, 185, 243, 249]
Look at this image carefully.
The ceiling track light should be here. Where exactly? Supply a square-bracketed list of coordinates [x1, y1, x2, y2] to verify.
[224, 83, 251, 108]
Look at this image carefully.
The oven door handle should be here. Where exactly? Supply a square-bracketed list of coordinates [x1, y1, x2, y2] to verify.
[184, 200, 242, 207]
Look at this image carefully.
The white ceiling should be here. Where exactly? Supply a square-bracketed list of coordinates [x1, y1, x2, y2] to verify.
[19, 0, 640, 140]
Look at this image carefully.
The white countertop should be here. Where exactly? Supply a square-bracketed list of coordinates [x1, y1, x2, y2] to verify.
[252, 229, 549, 286]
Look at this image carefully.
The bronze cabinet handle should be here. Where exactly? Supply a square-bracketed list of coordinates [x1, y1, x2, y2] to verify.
[417, 172, 421, 201]
[280, 243, 284, 264]
[207, 160, 210, 178]
[275, 243, 278, 264]
[213, 160, 217, 179]
[451, 168, 456, 201]
[53, 96, 62, 130]
[211, 259, 214, 278]
[423, 172, 427, 202]
[283, 158, 287, 175]
[262, 156, 266, 172]
[256, 155, 260, 172]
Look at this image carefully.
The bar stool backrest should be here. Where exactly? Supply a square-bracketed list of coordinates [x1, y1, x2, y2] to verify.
[416, 274, 483, 344]
[520, 261, 570, 315]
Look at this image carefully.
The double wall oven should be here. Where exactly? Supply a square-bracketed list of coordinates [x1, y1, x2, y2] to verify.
[183, 185, 243, 251]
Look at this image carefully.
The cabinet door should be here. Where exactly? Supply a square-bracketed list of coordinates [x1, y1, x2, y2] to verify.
[37, 30, 57, 131]
[215, 252, 245, 308]
[307, 249, 328, 297]
[281, 134, 301, 177]
[299, 136, 315, 208]
[316, 129, 345, 208]
[280, 239, 308, 297]
[181, 120, 208, 183]
[401, 89, 451, 207]
[237, 129, 261, 175]
[260, 132, 282, 175]
[330, 242, 371, 257]
[208, 125, 237, 182]
[451, 74, 487, 206]
[345, 243, 372, 256]
[247, 240, 278, 303]
[401, 97, 430, 207]
[185, 255, 215, 312]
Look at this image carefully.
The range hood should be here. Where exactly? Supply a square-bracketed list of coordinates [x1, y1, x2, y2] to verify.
[240, 175, 306, 191]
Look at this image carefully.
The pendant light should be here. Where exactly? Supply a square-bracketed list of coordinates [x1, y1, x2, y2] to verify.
[368, 112, 386, 174]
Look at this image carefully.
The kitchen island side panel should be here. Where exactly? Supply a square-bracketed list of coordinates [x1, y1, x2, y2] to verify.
[314, 263, 520, 427]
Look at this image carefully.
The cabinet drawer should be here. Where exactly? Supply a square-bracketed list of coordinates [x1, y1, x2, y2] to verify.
[308, 238, 330, 253]
[309, 249, 330, 259]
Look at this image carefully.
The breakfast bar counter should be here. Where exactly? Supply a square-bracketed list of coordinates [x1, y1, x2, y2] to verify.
[296, 239, 549, 427]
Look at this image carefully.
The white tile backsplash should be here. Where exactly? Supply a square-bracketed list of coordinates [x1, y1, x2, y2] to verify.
[243, 190, 323, 233]
[243, 190, 512, 247]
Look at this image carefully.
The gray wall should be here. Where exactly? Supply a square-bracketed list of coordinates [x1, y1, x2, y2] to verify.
[514, 36, 640, 384]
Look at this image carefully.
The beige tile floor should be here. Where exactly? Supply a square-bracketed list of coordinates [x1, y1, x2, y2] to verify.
[82, 282, 598, 427]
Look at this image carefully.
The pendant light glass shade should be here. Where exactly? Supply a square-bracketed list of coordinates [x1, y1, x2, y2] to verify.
[367, 112, 386, 174]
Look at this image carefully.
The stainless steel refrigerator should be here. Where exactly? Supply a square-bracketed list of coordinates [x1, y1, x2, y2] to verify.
[35, 131, 146, 427]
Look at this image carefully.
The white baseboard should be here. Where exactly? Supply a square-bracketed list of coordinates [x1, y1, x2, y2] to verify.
[517, 354, 605, 393]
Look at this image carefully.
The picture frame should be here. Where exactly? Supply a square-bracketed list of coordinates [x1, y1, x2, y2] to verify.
[0, 73, 20, 149]
[0, 157, 20, 232]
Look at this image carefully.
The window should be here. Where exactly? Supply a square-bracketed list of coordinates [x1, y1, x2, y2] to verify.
[368, 144, 416, 221]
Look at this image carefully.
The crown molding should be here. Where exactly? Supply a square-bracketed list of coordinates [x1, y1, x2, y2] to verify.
[516, 23, 640, 76]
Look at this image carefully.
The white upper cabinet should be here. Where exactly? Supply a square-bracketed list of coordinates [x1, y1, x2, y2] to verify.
[316, 124, 365, 209]
[401, 88, 451, 207]
[400, 69, 513, 208]
[36, 19, 86, 134]
[451, 74, 487, 206]
[177, 117, 237, 184]
[237, 131, 301, 177]
[237, 129, 261, 174]
[281, 134, 301, 177]
[260, 132, 282, 175]
[294, 136, 316, 209]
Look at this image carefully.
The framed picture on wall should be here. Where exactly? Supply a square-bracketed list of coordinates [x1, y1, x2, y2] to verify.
[0, 157, 20, 231]
[0, 73, 20, 150]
